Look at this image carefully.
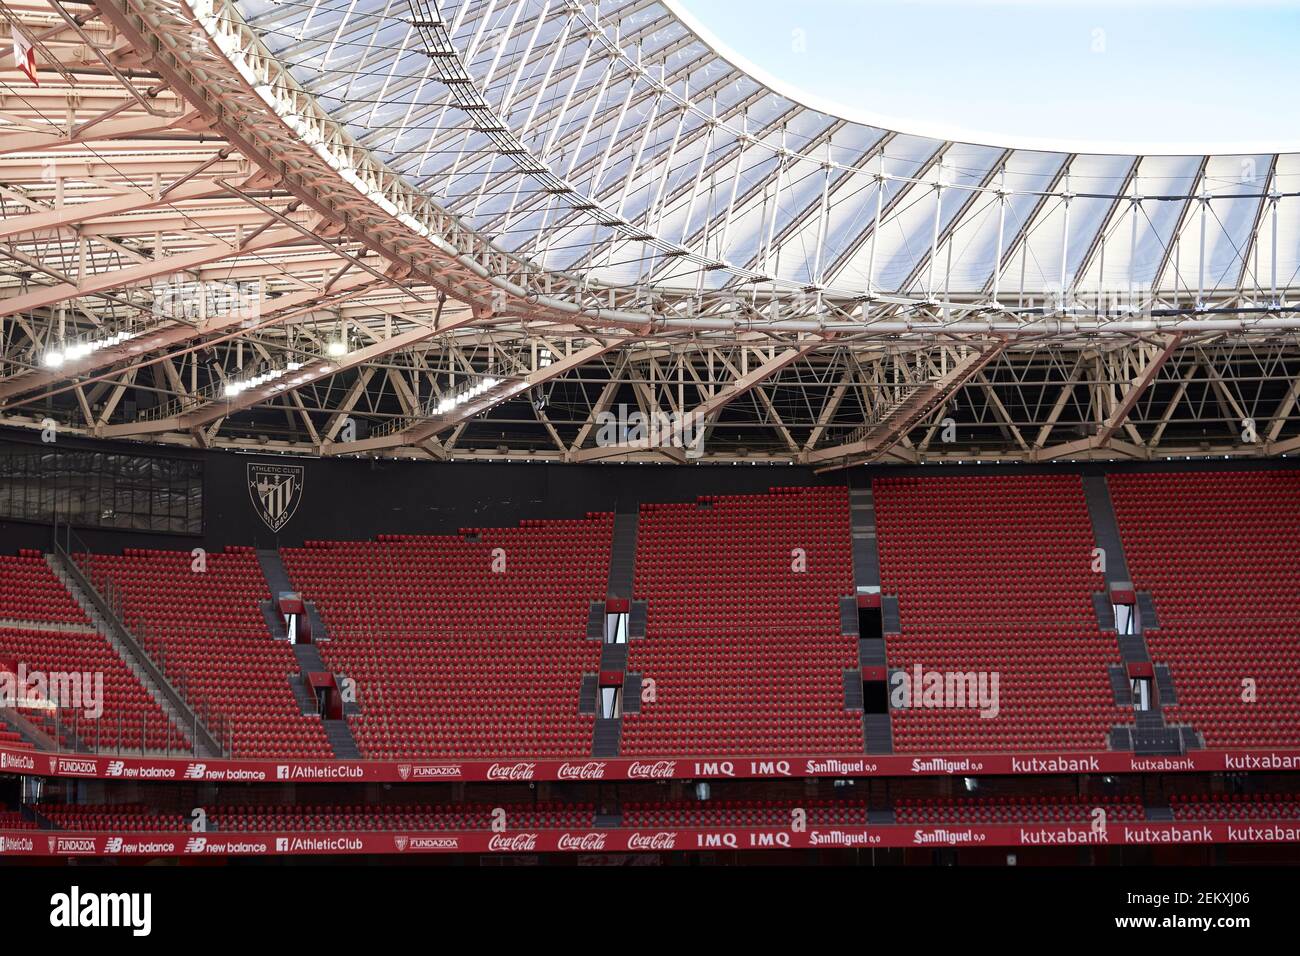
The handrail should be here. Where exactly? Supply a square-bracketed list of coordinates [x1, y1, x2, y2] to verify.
[50, 517, 226, 757]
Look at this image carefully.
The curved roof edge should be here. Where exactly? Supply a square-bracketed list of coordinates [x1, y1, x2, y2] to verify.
[663, 0, 1300, 158]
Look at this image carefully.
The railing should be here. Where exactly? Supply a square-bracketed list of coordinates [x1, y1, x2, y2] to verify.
[130, 377, 225, 424]
[49, 518, 230, 757]
[133, 347, 330, 424]
[841, 382, 930, 445]
[28, 703, 214, 757]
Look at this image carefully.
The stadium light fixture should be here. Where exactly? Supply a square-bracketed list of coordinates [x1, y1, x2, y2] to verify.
[43, 329, 139, 369]
[431, 376, 502, 416]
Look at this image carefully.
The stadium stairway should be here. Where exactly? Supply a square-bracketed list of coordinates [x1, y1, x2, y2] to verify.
[592, 718, 622, 759]
[286, 669, 317, 717]
[1081, 475, 1202, 755]
[285, 646, 359, 759]
[304, 601, 332, 644]
[291, 642, 326, 677]
[255, 549, 294, 641]
[607, 509, 639, 601]
[1082, 475, 1134, 594]
[323, 719, 361, 759]
[256, 549, 295, 598]
[45, 553, 219, 756]
[258, 549, 335, 649]
[846, 470, 892, 755]
[590, 505, 641, 759]
[261, 553, 361, 760]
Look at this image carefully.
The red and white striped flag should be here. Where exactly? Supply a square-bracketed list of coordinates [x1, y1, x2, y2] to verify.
[12, 26, 37, 86]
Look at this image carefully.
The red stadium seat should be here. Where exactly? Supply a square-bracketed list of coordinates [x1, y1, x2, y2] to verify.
[1110, 471, 1300, 748]
[621, 487, 860, 756]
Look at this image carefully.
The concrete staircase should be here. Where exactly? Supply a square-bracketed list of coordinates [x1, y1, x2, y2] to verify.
[46, 553, 221, 756]
[598, 643, 628, 672]
[848, 476, 882, 588]
[586, 506, 640, 758]
[1082, 476, 1132, 587]
[864, 714, 894, 754]
[578, 674, 598, 715]
[256, 549, 293, 640]
[592, 718, 621, 759]
[287, 671, 317, 716]
[260, 602, 290, 641]
[256, 548, 295, 596]
[256, 547, 357, 756]
[290, 643, 360, 758]
[304, 601, 332, 643]
[842, 670, 864, 711]
[585, 602, 605, 641]
[323, 719, 361, 759]
[607, 509, 639, 601]
[292, 642, 326, 674]
[847, 471, 893, 754]
[1081, 475, 1202, 756]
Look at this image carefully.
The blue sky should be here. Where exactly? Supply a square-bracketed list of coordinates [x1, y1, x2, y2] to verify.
[678, 0, 1300, 147]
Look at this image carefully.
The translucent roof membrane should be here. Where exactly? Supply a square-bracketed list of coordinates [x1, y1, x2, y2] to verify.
[234, 0, 1300, 300]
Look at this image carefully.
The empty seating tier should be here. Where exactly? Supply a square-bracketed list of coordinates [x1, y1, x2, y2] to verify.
[42, 803, 185, 831]
[1109, 471, 1300, 748]
[0, 469, 1293, 763]
[894, 794, 1144, 824]
[621, 487, 859, 756]
[874, 474, 1130, 752]
[1170, 793, 1300, 821]
[281, 516, 613, 759]
[0, 716, 30, 749]
[0, 807, 36, 829]
[0, 553, 87, 624]
[83, 548, 330, 758]
[27, 796, 1300, 832]
[40, 802, 595, 831]
[0, 625, 183, 752]
[621, 799, 869, 828]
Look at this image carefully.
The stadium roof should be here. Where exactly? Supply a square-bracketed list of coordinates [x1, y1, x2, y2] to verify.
[0, 0, 1298, 466]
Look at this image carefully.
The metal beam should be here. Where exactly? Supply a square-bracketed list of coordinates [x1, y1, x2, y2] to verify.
[573, 336, 827, 461]
[324, 337, 623, 456]
[1097, 334, 1183, 444]
[808, 339, 1007, 470]
[99, 312, 474, 437]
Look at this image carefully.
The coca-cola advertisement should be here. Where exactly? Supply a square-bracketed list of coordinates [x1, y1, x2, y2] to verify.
[4, 820, 1297, 858]
[3, 744, 1300, 786]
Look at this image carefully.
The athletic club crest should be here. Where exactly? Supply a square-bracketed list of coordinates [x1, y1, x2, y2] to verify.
[247, 462, 304, 532]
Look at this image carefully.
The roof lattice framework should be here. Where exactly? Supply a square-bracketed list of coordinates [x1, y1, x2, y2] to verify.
[0, 0, 1297, 467]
